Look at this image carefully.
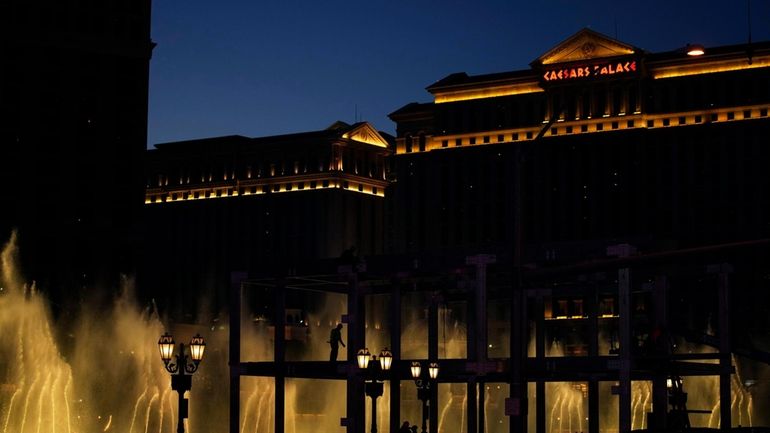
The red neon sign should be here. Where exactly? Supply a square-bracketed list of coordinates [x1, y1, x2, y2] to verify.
[543, 60, 637, 82]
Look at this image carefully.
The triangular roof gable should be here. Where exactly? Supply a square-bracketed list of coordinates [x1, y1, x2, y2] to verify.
[534, 28, 638, 66]
[341, 122, 389, 148]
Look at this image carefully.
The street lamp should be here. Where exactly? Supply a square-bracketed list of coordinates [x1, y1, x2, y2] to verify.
[158, 332, 206, 433]
[411, 361, 439, 433]
[358, 347, 392, 433]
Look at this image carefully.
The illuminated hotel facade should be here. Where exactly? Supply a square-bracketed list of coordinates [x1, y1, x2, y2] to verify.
[144, 29, 770, 433]
[388, 28, 770, 259]
[141, 121, 391, 312]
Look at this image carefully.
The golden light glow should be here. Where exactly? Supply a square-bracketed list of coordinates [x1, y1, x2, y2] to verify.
[686, 44, 705, 56]
[341, 123, 389, 148]
[357, 348, 371, 369]
[157, 333, 175, 362]
[146, 175, 387, 204]
[434, 82, 543, 104]
[189, 334, 206, 362]
[379, 348, 393, 371]
[410, 362, 421, 379]
[396, 103, 769, 155]
[652, 56, 770, 79]
[428, 362, 439, 380]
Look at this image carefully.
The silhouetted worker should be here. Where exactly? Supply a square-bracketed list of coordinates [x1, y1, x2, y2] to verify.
[398, 421, 411, 433]
[328, 323, 345, 361]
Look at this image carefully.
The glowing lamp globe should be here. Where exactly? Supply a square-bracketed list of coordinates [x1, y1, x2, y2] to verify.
[686, 44, 705, 56]
[410, 361, 422, 379]
[357, 348, 371, 369]
[379, 348, 393, 371]
[158, 333, 175, 363]
[189, 334, 206, 362]
[428, 362, 439, 380]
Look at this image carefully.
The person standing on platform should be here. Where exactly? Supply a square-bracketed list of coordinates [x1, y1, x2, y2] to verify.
[328, 323, 345, 361]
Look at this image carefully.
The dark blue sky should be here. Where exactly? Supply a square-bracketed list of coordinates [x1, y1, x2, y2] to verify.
[147, 1, 770, 146]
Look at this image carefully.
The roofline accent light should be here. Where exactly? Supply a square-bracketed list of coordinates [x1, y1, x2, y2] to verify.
[686, 44, 705, 56]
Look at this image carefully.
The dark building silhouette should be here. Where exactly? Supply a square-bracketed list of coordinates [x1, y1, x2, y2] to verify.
[1, 0, 153, 302]
[389, 28, 770, 263]
[142, 121, 391, 315]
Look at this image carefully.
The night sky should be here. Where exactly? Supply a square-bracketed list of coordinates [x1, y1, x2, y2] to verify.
[147, 0, 770, 146]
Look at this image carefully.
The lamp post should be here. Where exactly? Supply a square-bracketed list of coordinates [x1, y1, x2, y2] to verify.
[410, 361, 439, 433]
[357, 348, 392, 433]
[158, 332, 206, 433]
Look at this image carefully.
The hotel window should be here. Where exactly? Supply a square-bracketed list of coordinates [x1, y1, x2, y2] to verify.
[744, 110, 751, 119]
[483, 135, 490, 143]
[455, 138, 462, 147]
[626, 120, 634, 128]
[612, 90, 622, 115]
[469, 137, 476, 145]
[647, 120, 654, 128]
[526, 131, 533, 139]
[372, 187, 378, 195]
[405, 135, 413, 153]
[512, 133, 518, 141]
[761, 108, 768, 117]
[358, 184, 363, 192]
[710, 113, 718, 122]
[628, 90, 638, 113]
[727, 112, 734, 120]
[322, 179, 329, 188]
[550, 127, 557, 135]
[418, 134, 426, 152]
[581, 124, 588, 132]
[662, 118, 670, 127]
[695, 115, 702, 123]
[310, 181, 317, 188]
[596, 123, 603, 131]
[272, 185, 280, 192]
[442, 139, 448, 148]
[611, 121, 618, 130]
[566, 126, 573, 134]
[678, 116, 685, 125]
[262, 185, 269, 193]
[497, 135, 504, 142]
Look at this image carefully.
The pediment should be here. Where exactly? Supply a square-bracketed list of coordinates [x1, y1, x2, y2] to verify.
[342, 122, 389, 148]
[535, 28, 637, 66]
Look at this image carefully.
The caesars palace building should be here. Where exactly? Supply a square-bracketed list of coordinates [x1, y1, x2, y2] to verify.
[144, 29, 770, 433]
